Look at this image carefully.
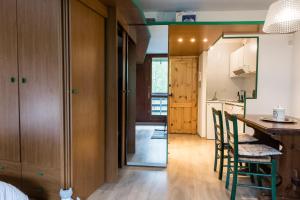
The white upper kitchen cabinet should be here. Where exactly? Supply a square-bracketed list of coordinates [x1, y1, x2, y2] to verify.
[230, 39, 257, 78]
[243, 40, 257, 73]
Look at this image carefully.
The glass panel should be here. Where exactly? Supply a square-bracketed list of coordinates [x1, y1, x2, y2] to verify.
[151, 97, 168, 116]
[152, 57, 168, 94]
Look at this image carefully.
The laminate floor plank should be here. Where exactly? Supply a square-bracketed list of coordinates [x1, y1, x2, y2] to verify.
[88, 134, 258, 200]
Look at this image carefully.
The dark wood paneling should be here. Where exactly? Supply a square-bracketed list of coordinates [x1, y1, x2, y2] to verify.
[136, 54, 168, 123]
[21, 164, 61, 200]
[135, 26, 151, 64]
[105, 7, 119, 182]
[0, 161, 21, 187]
[70, 0, 105, 198]
[78, 0, 108, 17]
[0, 0, 20, 163]
[127, 39, 137, 154]
[118, 30, 127, 167]
[17, 0, 64, 197]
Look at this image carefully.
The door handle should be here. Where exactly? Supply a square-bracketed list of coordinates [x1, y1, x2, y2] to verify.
[169, 93, 173, 97]
[71, 88, 79, 94]
[10, 77, 16, 83]
[21, 77, 27, 84]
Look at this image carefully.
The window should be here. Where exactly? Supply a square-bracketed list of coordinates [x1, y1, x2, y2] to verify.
[151, 57, 168, 116]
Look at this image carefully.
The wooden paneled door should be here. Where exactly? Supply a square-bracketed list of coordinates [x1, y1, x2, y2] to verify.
[0, 0, 21, 186]
[70, 0, 105, 198]
[168, 56, 198, 134]
[17, 0, 64, 198]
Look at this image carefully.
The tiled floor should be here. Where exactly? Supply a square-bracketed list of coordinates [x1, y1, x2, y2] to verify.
[127, 125, 167, 166]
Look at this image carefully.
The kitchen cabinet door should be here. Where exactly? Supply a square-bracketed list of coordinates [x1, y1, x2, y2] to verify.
[0, 0, 20, 163]
[17, 0, 64, 198]
[230, 52, 238, 77]
[206, 103, 222, 140]
[243, 40, 257, 73]
[224, 104, 244, 133]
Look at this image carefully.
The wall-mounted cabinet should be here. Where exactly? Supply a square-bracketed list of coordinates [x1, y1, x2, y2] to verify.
[230, 40, 257, 78]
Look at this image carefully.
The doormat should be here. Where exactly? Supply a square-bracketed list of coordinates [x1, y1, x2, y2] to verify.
[151, 130, 167, 139]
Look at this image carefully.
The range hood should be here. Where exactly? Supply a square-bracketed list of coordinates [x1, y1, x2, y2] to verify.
[233, 66, 255, 77]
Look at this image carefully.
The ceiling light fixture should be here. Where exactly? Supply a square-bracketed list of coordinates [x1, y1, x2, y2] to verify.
[190, 38, 196, 43]
[178, 38, 183, 43]
[263, 0, 300, 33]
[203, 38, 208, 42]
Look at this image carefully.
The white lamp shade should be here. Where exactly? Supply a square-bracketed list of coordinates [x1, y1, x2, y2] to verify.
[263, 0, 300, 33]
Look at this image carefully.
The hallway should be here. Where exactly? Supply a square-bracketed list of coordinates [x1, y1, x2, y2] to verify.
[88, 134, 257, 200]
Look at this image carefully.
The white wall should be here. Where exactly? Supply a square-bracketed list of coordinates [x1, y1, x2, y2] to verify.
[146, 25, 168, 54]
[145, 10, 267, 22]
[195, 10, 268, 22]
[198, 52, 208, 137]
[206, 41, 244, 100]
[246, 34, 294, 115]
[291, 32, 300, 118]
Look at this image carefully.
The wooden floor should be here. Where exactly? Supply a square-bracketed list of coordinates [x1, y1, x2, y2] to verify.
[88, 134, 257, 200]
[127, 125, 167, 165]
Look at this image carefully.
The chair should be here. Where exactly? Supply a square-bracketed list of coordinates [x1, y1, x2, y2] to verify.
[224, 112, 282, 200]
[212, 108, 258, 180]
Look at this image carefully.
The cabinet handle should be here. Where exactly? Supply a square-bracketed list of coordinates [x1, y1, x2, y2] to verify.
[21, 78, 27, 84]
[37, 171, 44, 176]
[71, 88, 79, 94]
[10, 77, 16, 83]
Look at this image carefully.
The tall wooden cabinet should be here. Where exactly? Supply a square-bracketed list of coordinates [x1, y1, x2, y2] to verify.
[18, 0, 64, 198]
[0, 0, 21, 186]
[0, 0, 107, 199]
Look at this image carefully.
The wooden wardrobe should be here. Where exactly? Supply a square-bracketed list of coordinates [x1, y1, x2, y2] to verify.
[0, 0, 106, 199]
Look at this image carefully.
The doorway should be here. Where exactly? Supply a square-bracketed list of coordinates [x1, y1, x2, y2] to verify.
[127, 25, 169, 167]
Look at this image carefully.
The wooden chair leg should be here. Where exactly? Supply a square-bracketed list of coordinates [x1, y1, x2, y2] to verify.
[225, 154, 231, 189]
[219, 147, 224, 180]
[230, 161, 238, 200]
[214, 144, 218, 172]
[271, 159, 277, 200]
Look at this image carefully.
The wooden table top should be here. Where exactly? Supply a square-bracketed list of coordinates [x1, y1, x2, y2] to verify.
[237, 114, 300, 135]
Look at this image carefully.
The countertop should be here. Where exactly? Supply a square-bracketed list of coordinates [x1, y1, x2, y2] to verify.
[206, 100, 244, 107]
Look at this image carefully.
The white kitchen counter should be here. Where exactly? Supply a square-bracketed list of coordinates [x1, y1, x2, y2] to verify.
[206, 100, 244, 140]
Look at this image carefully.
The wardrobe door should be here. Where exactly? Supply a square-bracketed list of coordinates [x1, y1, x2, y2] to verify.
[70, 0, 105, 198]
[17, 0, 64, 199]
[0, 0, 21, 185]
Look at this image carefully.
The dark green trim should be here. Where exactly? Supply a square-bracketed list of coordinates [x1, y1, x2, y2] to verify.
[220, 35, 260, 125]
[146, 21, 265, 26]
[130, 0, 151, 36]
[131, 0, 146, 24]
[219, 35, 259, 101]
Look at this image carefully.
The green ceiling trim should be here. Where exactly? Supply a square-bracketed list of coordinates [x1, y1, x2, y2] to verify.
[130, 0, 151, 37]
[131, 0, 147, 24]
[146, 21, 265, 26]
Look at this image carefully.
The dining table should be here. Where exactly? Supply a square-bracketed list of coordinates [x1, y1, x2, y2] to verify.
[237, 114, 300, 200]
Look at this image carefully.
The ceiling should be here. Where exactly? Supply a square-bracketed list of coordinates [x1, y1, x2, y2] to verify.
[169, 24, 262, 56]
[139, 0, 276, 12]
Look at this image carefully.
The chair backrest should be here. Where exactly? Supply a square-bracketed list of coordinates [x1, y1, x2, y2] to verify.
[224, 111, 239, 158]
[212, 108, 225, 144]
